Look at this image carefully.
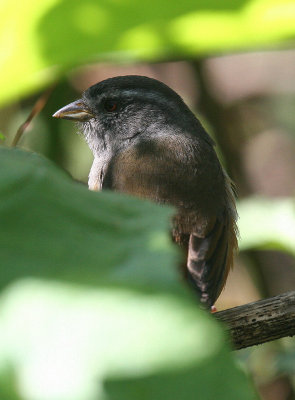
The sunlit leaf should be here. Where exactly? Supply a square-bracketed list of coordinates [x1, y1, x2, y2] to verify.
[1, 0, 295, 105]
[238, 196, 295, 255]
[0, 279, 257, 400]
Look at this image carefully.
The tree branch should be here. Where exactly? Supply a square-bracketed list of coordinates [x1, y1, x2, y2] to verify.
[215, 291, 295, 350]
[11, 86, 54, 147]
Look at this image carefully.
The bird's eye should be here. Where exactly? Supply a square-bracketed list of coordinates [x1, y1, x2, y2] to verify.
[104, 100, 118, 112]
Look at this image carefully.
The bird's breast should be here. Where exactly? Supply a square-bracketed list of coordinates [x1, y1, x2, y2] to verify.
[100, 137, 226, 219]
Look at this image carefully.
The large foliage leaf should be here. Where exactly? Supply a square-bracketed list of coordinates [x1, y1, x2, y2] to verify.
[0, 147, 178, 292]
[1, 0, 295, 106]
[0, 147, 257, 400]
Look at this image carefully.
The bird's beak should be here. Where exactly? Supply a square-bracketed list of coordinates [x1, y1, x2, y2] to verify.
[52, 100, 94, 121]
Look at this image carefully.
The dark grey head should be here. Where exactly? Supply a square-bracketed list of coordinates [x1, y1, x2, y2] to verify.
[53, 75, 212, 154]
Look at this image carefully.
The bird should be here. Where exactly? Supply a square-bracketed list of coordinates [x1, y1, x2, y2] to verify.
[53, 75, 238, 308]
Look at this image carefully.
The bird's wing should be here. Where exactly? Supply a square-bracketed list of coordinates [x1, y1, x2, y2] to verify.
[187, 207, 237, 307]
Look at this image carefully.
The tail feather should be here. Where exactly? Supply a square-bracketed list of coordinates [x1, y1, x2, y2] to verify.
[187, 175, 238, 307]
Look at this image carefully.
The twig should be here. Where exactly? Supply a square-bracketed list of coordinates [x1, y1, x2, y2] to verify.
[11, 86, 55, 147]
[215, 291, 295, 350]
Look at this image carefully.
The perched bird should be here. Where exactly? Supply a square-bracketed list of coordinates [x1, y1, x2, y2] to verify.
[53, 75, 238, 307]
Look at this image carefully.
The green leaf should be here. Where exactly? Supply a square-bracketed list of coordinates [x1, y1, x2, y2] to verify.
[0, 147, 257, 400]
[0, 280, 257, 400]
[0, 147, 179, 292]
[276, 350, 295, 374]
[238, 196, 295, 255]
[1, 0, 295, 106]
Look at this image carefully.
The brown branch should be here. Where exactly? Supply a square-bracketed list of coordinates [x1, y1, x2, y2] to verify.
[11, 86, 55, 147]
[215, 291, 295, 350]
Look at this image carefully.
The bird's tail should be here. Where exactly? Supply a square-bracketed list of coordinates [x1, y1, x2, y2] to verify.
[187, 176, 238, 307]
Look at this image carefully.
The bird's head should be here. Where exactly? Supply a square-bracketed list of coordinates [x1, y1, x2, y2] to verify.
[53, 75, 204, 155]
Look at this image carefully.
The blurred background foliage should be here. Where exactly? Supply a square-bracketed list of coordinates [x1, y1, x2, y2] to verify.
[1, 0, 295, 399]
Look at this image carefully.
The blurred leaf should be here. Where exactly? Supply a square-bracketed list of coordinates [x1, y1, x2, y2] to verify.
[0, 147, 257, 400]
[276, 350, 295, 374]
[0, 147, 179, 292]
[1, 0, 295, 105]
[0, 133, 6, 141]
[238, 196, 295, 256]
[0, 279, 257, 400]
